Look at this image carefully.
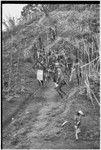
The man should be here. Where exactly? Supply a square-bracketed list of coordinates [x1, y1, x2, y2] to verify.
[55, 66, 66, 98]
[47, 68, 52, 82]
[49, 27, 56, 42]
[67, 57, 73, 75]
[36, 61, 44, 86]
[52, 66, 58, 83]
[32, 43, 37, 60]
[74, 59, 82, 85]
[44, 69, 50, 84]
[74, 110, 85, 140]
[37, 68, 44, 86]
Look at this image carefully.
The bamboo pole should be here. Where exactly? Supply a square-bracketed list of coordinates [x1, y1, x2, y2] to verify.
[90, 88, 100, 106]
[69, 56, 99, 85]
[14, 51, 19, 96]
[85, 79, 95, 109]
[8, 45, 13, 96]
[80, 57, 99, 69]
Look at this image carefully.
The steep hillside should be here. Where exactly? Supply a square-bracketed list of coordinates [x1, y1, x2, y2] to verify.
[2, 4, 100, 149]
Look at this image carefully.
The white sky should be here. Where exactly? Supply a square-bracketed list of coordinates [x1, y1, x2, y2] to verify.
[2, 4, 26, 30]
[3, 4, 26, 20]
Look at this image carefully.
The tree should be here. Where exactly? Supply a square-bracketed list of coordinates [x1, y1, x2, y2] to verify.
[21, 4, 35, 19]
[21, 4, 50, 19]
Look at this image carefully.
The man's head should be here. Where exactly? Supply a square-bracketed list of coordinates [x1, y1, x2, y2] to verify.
[77, 110, 85, 116]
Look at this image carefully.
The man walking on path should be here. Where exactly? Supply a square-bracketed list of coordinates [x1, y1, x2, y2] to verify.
[54, 65, 66, 98]
[74, 110, 85, 140]
[36, 62, 44, 86]
[37, 68, 44, 86]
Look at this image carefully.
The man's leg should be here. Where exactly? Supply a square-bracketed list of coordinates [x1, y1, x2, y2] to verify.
[79, 70, 82, 85]
[75, 127, 81, 140]
[76, 73, 79, 85]
[75, 130, 79, 140]
[59, 83, 66, 95]
[41, 80, 44, 86]
[38, 80, 41, 86]
[58, 90, 63, 98]
[56, 86, 63, 98]
[68, 64, 72, 75]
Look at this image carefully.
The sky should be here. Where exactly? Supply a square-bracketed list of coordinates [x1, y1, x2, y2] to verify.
[2, 4, 26, 30]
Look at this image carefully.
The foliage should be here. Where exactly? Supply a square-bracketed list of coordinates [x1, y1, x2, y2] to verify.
[2, 4, 100, 103]
[21, 4, 35, 19]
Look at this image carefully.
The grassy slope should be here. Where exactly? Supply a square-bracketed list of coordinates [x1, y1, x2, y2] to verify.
[2, 6, 100, 149]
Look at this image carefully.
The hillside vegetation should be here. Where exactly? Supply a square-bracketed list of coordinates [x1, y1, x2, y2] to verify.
[2, 4, 100, 149]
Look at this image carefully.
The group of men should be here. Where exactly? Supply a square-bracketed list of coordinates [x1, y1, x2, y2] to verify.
[34, 49, 82, 98]
[32, 46, 84, 140]
[36, 58, 67, 98]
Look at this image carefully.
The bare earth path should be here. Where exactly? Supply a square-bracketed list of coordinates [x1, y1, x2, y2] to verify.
[3, 81, 100, 149]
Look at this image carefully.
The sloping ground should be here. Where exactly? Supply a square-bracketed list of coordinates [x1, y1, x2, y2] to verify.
[2, 6, 100, 149]
[2, 81, 100, 149]
[2, 76, 39, 127]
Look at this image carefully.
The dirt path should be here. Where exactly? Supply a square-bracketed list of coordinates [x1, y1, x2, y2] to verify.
[3, 93, 34, 129]
[28, 83, 99, 149]
[2, 82, 100, 149]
